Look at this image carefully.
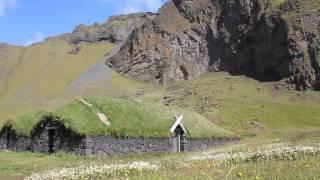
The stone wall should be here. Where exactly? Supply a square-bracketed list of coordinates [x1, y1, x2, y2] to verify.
[0, 134, 239, 155]
[0, 123, 239, 155]
[81, 137, 175, 155]
[30, 120, 85, 153]
[7, 135, 31, 152]
[81, 136, 239, 155]
[0, 129, 8, 150]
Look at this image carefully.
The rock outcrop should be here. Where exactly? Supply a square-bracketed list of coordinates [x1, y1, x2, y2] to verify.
[70, 12, 157, 45]
[108, 0, 320, 90]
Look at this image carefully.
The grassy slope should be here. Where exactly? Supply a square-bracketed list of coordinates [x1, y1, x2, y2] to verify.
[0, 38, 113, 122]
[0, 45, 24, 95]
[12, 98, 234, 138]
[88, 98, 233, 138]
[1, 57, 320, 140]
[8, 71, 320, 140]
[1, 38, 113, 99]
[165, 72, 320, 140]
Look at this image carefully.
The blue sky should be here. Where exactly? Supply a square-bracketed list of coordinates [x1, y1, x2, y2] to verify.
[0, 0, 167, 46]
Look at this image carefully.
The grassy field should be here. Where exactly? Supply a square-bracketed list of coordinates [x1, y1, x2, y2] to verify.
[0, 138, 319, 179]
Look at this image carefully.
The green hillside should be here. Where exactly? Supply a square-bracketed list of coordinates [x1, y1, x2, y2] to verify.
[165, 73, 320, 140]
[0, 37, 114, 121]
[1, 38, 113, 99]
[1, 50, 320, 140]
[1, 48, 320, 140]
[10, 98, 234, 138]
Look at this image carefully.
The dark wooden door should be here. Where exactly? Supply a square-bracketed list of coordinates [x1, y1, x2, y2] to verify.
[48, 129, 55, 153]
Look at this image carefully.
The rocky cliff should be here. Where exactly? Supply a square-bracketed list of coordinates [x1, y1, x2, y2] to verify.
[70, 13, 157, 44]
[68, 12, 157, 54]
[108, 0, 320, 90]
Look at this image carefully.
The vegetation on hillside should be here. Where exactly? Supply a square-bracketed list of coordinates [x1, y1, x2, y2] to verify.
[165, 72, 320, 140]
[271, 0, 288, 7]
[10, 98, 234, 138]
[2, 70, 320, 141]
[270, 0, 320, 20]
[1, 38, 113, 100]
[0, 38, 114, 121]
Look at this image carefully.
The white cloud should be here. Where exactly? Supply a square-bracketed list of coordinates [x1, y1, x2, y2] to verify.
[0, 0, 16, 16]
[23, 32, 45, 46]
[120, 0, 164, 14]
[99, 0, 166, 14]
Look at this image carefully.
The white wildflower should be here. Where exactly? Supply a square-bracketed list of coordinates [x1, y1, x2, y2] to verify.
[186, 145, 320, 162]
[25, 161, 159, 180]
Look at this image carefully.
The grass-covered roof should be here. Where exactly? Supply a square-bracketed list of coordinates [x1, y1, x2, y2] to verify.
[10, 98, 235, 139]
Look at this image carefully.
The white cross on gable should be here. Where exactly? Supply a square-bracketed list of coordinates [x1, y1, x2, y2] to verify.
[170, 115, 188, 134]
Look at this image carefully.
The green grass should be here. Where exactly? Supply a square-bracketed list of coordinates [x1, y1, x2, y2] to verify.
[11, 111, 48, 136]
[0, 152, 88, 178]
[165, 72, 320, 140]
[88, 97, 234, 138]
[4, 71, 320, 141]
[108, 19, 128, 27]
[1, 38, 113, 99]
[271, 0, 288, 7]
[0, 45, 24, 96]
[107, 69, 167, 103]
[140, 156, 320, 179]
[105, 139, 320, 179]
[217, 99, 320, 138]
[0, 38, 114, 122]
[0, 151, 166, 178]
[0, 140, 319, 179]
[0, 42, 166, 123]
[10, 97, 234, 138]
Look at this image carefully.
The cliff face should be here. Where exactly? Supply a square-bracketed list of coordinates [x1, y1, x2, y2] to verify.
[108, 0, 320, 90]
[70, 13, 157, 45]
